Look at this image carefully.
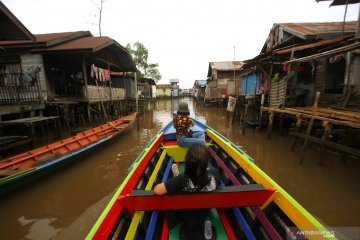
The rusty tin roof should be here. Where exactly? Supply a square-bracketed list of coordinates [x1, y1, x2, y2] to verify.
[278, 21, 357, 40]
[207, 61, 244, 77]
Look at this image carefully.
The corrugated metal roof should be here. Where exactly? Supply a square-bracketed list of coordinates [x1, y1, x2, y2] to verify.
[0, 30, 136, 71]
[31, 36, 113, 52]
[35, 31, 91, 45]
[279, 21, 357, 38]
[207, 61, 244, 77]
[0, 31, 91, 46]
[209, 61, 243, 71]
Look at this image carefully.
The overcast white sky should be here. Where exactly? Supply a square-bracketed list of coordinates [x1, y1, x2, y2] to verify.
[2, 0, 359, 89]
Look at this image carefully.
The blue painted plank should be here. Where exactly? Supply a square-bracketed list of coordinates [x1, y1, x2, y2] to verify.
[145, 157, 173, 240]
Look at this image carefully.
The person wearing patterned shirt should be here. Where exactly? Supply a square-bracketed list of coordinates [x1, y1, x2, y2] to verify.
[173, 102, 206, 147]
[154, 143, 220, 239]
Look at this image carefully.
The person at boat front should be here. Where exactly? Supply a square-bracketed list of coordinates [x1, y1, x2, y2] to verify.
[173, 102, 206, 147]
[154, 143, 220, 239]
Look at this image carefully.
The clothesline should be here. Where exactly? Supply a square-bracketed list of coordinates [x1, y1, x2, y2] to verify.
[90, 64, 110, 81]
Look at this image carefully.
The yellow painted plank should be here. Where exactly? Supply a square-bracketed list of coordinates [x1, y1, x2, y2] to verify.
[146, 150, 168, 189]
[162, 146, 187, 163]
[163, 143, 213, 163]
[124, 149, 167, 240]
[86, 133, 163, 240]
[206, 129, 335, 240]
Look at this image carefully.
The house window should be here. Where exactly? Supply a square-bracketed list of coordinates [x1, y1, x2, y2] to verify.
[297, 62, 315, 85]
[0, 56, 21, 86]
[324, 57, 345, 94]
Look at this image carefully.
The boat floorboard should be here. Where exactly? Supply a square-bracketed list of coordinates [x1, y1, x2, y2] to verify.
[169, 208, 227, 240]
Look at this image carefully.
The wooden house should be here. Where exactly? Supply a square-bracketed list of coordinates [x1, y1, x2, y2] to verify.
[0, 1, 41, 117]
[169, 79, 179, 97]
[239, 20, 360, 161]
[156, 84, 172, 97]
[110, 73, 135, 99]
[193, 80, 206, 100]
[138, 78, 156, 99]
[0, 2, 136, 126]
[242, 21, 359, 109]
[205, 61, 243, 101]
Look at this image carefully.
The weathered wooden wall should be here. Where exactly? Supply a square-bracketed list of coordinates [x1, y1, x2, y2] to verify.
[205, 80, 218, 99]
[86, 85, 125, 102]
[21, 54, 47, 101]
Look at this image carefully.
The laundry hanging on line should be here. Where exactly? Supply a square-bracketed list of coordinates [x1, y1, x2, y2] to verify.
[90, 64, 109, 81]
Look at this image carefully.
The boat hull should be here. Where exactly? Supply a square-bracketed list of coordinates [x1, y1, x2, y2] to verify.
[87, 118, 334, 240]
[0, 112, 137, 196]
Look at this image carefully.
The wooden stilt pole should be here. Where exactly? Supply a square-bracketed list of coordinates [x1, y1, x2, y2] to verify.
[267, 112, 274, 139]
[300, 92, 320, 164]
[87, 104, 92, 124]
[135, 72, 139, 131]
[319, 121, 331, 165]
[240, 103, 248, 135]
[95, 79, 108, 121]
[290, 113, 302, 151]
[258, 93, 265, 131]
[279, 113, 285, 135]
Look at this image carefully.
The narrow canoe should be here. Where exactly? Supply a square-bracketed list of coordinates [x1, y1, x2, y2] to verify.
[0, 112, 137, 196]
[87, 118, 335, 240]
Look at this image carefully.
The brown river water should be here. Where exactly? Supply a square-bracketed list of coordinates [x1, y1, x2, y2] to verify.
[0, 98, 359, 239]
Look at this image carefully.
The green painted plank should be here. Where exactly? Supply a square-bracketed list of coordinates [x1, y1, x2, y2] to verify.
[210, 208, 227, 239]
[168, 208, 227, 239]
[168, 164, 227, 239]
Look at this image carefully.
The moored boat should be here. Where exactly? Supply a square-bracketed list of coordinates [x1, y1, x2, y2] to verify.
[0, 112, 137, 196]
[87, 117, 334, 240]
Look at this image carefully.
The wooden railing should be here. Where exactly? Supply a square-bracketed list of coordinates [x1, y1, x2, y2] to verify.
[1, 71, 126, 105]
[0, 72, 43, 105]
[85, 85, 125, 102]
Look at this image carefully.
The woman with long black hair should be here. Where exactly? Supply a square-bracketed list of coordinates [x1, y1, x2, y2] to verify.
[154, 143, 220, 239]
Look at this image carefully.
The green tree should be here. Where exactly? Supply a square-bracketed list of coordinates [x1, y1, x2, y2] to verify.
[126, 42, 161, 81]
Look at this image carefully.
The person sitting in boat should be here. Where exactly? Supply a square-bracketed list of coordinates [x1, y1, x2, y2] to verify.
[154, 143, 220, 240]
[173, 102, 206, 147]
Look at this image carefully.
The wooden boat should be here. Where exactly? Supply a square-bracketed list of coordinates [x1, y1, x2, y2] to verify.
[87, 118, 334, 240]
[0, 112, 137, 196]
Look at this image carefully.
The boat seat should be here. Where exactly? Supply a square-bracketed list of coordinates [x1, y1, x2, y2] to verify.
[118, 184, 276, 212]
[162, 139, 213, 163]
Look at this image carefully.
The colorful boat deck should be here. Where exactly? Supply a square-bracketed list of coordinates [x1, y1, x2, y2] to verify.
[86, 119, 334, 240]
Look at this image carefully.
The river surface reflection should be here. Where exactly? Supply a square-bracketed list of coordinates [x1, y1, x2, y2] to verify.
[0, 98, 359, 239]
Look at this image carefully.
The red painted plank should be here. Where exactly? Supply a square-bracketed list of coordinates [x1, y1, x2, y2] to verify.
[217, 208, 237, 240]
[160, 216, 169, 240]
[163, 140, 178, 146]
[92, 133, 164, 240]
[118, 188, 276, 211]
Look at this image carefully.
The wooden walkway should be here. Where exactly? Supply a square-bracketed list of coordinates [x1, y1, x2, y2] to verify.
[0, 116, 61, 142]
[260, 92, 360, 164]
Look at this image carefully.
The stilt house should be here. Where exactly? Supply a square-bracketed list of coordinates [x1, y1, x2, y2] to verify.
[205, 61, 243, 101]
[0, 2, 136, 125]
[242, 21, 359, 108]
[193, 80, 206, 100]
